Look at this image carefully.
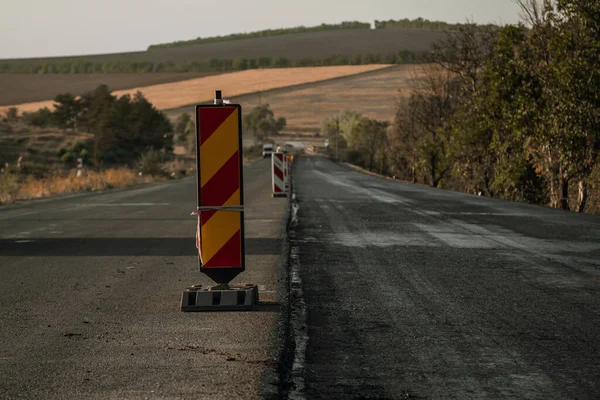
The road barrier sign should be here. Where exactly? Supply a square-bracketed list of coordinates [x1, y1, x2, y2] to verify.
[76, 158, 83, 177]
[182, 90, 258, 312]
[193, 100, 245, 284]
[272, 152, 287, 197]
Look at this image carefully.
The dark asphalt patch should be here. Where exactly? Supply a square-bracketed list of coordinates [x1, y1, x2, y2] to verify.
[290, 155, 600, 399]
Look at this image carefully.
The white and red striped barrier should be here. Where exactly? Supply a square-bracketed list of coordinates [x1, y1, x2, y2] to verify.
[272, 152, 287, 197]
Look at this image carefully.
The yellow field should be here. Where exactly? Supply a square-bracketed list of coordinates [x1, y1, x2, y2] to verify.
[239, 64, 431, 131]
[162, 64, 431, 132]
[0, 65, 391, 116]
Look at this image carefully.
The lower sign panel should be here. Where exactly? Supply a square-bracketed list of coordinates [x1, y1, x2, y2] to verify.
[200, 209, 243, 268]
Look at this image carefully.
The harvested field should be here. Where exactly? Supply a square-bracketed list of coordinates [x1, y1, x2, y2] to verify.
[166, 64, 429, 132]
[0, 72, 216, 106]
[0, 65, 391, 115]
[0, 28, 445, 66]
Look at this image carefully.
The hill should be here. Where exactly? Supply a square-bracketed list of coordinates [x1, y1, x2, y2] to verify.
[0, 29, 445, 71]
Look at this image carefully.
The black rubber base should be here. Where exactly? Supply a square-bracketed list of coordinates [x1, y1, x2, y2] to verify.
[181, 284, 258, 312]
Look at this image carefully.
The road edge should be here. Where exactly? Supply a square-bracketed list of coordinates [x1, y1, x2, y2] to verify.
[272, 162, 308, 400]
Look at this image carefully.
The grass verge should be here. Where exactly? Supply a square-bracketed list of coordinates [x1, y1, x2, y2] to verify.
[0, 168, 152, 204]
[0, 155, 198, 205]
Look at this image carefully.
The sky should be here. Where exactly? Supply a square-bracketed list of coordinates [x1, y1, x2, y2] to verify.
[0, 0, 523, 59]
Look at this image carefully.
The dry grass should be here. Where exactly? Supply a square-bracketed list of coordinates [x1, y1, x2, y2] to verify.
[0, 168, 152, 204]
[0, 65, 391, 115]
[167, 64, 430, 133]
[253, 64, 431, 131]
[163, 157, 196, 178]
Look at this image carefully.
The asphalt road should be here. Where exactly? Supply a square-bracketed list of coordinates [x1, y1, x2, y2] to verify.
[0, 158, 288, 399]
[290, 155, 600, 399]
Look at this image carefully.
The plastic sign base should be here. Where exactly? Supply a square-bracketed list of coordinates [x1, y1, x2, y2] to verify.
[272, 193, 288, 198]
[181, 284, 258, 312]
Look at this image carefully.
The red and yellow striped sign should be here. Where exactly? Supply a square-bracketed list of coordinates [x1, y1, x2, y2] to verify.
[196, 105, 244, 272]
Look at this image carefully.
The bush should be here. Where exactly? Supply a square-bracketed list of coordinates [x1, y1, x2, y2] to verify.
[0, 168, 20, 204]
[6, 107, 18, 123]
[70, 141, 87, 154]
[344, 149, 364, 165]
[61, 153, 75, 163]
[137, 148, 165, 176]
[22, 107, 53, 127]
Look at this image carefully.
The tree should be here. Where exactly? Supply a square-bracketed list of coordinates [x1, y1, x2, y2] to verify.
[184, 120, 196, 153]
[22, 107, 52, 127]
[6, 108, 18, 123]
[77, 85, 172, 164]
[243, 104, 286, 143]
[361, 119, 390, 172]
[321, 115, 346, 158]
[175, 112, 191, 135]
[52, 93, 82, 130]
[258, 57, 272, 68]
[389, 96, 420, 182]
[274, 57, 290, 68]
[233, 58, 248, 71]
[174, 112, 194, 152]
[410, 66, 459, 187]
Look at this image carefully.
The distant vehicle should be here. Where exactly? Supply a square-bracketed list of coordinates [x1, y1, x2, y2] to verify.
[262, 143, 274, 158]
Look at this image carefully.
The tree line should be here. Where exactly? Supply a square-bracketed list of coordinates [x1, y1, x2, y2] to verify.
[147, 21, 371, 50]
[373, 17, 497, 30]
[0, 50, 426, 74]
[326, 1, 600, 214]
[7, 85, 173, 165]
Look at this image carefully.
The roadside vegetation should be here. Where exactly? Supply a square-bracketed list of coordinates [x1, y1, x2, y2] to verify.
[0, 166, 151, 204]
[243, 104, 287, 144]
[0, 85, 197, 205]
[325, 1, 600, 214]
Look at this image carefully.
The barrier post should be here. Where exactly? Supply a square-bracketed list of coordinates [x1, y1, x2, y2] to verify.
[271, 152, 287, 198]
[181, 90, 258, 311]
[284, 155, 290, 192]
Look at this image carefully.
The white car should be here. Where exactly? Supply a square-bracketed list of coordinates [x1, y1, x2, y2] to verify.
[262, 143, 274, 158]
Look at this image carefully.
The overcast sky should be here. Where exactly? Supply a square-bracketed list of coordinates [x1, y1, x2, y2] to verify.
[0, 0, 523, 59]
